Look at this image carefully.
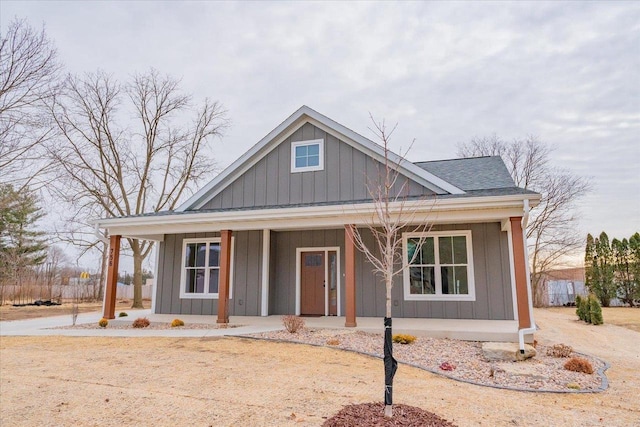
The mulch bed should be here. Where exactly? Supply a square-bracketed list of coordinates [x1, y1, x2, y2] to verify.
[323, 402, 456, 426]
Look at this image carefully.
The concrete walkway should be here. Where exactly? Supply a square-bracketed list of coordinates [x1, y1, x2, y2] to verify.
[0, 310, 519, 341]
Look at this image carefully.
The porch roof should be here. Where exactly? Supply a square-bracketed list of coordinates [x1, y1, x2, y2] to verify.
[94, 190, 540, 241]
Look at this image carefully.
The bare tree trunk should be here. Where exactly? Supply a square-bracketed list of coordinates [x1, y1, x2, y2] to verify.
[384, 273, 396, 418]
[131, 240, 144, 308]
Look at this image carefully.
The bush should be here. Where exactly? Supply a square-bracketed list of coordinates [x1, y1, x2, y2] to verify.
[588, 295, 604, 325]
[132, 317, 150, 328]
[98, 318, 108, 328]
[576, 295, 588, 322]
[577, 294, 604, 325]
[171, 318, 185, 327]
[118, 312, 128, 317]
[546, 343, 573, 358]
[282, 315, 305, 333]
[564, 357, 594, 374]
[326, 338, 340, 346]
[392, 334, 417, 345]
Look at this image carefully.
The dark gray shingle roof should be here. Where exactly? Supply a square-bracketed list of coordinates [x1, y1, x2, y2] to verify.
[111, 186, 537, 220]
[414, 156, 515, 191]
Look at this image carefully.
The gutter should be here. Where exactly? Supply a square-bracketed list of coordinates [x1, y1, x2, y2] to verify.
[518, 198, 537, 353]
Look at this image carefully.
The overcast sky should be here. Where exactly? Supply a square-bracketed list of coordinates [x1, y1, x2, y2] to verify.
[1, 1, 638, 269]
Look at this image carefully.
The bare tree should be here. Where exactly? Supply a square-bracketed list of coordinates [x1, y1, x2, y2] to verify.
[54, 210, 109, 301]
[49, 69, 228, 308]
[0, 18, 61, 188]
[349, 116, 433, 418]
[458, 135, 590, 307]
[40, 245, 69, 301]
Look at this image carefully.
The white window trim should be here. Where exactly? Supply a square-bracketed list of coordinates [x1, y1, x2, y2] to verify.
[402, 230, 476, 301]
[291, 139, 324, 173]
[179, 237, 234, 299]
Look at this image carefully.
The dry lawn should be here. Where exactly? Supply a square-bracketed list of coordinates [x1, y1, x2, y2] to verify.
[0, 300, 149, 322]
[547, 306, 640, 333]
[1, 308, 639, 426]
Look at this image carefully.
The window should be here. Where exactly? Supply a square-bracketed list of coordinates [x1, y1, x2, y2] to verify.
[180, 238, 233, 299]
[403, 231, 475, 301]
[291, 139, 324, 172]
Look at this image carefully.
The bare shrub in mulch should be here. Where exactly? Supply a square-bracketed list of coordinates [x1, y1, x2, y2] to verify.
[132, 317, 150, 328]
[322, 402, 456, 426]
[546, 343, 573, 358]
[282, 315, 305, 333]
[564, 357, 594, 374]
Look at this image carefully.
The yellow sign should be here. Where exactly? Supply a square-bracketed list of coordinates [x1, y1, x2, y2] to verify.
[80, 272, 90, 279]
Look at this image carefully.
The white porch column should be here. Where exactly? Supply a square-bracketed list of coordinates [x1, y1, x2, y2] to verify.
[261, 229, 270, 316]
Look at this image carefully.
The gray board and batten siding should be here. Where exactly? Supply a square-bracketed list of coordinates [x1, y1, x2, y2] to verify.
[198, 122, 433, 211]
[155, 231, 264, 316]
[155, 223, 514, 320]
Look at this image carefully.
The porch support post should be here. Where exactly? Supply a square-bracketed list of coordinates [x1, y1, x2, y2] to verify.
[103, 235, 121, 319]
[260, 229, 270, 317]
[344, 224, 357, 327]
[510, 217, 532, 329]
[217, 229, 232, 324]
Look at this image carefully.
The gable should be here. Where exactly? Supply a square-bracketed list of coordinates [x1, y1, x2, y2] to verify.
[178, 106, 463, 212]
[199, 122, 434, 210]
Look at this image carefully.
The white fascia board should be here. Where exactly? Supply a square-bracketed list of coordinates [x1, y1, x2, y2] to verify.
[177, 106, 465, 211]
[97, 194, 540, 237]
[104, 207, 527, 238]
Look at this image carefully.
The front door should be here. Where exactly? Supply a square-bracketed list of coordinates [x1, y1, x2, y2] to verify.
[300, 251, 325, 315]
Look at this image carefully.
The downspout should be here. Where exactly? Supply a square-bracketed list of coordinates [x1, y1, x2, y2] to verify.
[518, 199, 537, 353]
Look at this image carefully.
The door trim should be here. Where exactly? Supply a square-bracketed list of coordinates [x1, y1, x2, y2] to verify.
[295, 246, 341, 316]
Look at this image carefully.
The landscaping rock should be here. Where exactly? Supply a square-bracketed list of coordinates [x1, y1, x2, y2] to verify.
[498, 363, 548, 380]
[482, 342, 536, 361]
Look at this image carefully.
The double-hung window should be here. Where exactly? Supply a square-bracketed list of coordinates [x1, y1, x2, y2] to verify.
[291, 139, 324, 172]
[403, 231, 475, 301]
[180, 238, 233, 299]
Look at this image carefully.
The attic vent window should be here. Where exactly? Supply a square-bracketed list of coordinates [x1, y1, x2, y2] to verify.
[291, 139, 324, 173]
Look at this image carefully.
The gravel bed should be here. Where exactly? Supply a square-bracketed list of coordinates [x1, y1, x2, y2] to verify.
[247, 328, 608, 393]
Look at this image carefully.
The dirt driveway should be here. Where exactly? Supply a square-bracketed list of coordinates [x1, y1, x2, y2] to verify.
[0, 300, 150, 321]
[1, 309, 638, 426]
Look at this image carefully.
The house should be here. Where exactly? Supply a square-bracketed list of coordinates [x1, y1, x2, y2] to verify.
[539, 267, 587, 306]
[96, 106, 541, 344]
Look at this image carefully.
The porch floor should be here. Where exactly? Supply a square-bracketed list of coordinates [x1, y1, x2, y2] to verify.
[146, 313, 521, 342]
[1, 310, 522, 342]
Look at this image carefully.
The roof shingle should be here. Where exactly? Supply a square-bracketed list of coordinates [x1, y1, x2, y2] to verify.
[414, 156, 515, 191]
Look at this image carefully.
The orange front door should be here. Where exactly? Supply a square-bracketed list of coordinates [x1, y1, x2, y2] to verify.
[300, 251, 325, 315]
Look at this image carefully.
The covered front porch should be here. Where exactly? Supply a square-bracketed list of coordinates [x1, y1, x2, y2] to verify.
[110, 311, 522, 342]
[96, 198, 535, 343]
